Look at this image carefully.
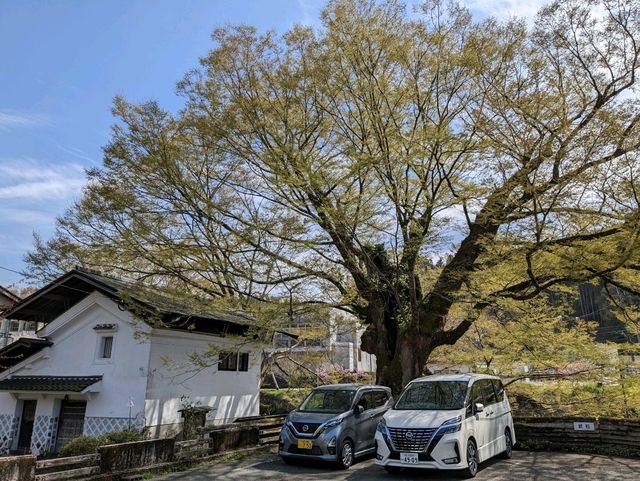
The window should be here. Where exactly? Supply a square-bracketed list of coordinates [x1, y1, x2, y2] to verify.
[218, 351, 249, 372]
[373, 390, 390, 408]
[492, 379, 505, 402]
[468, 381, 483, 417]
[394, 381, 468, 410]
[238, 352, 249, 371]
[479, 379, 498, 406]
[100, 336, 113, 359]
[299, 389, 355, 414]
[360, 390, 389, 410]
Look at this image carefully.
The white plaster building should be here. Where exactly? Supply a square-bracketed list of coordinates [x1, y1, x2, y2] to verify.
[0, 269, 262, 456]
[271, 314, 377, 374]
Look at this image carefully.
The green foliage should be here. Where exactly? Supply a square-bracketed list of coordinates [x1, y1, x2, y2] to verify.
[25, 0, 640, 389]
[58, 435, 105, 457]
[431, 290, 610, 378]
[315, 364, 375, 385]
[58, 430, 145, 457]
[509, 378, 640, 419]
[102, 430, 146, 445]
[260, 388, 313, 414]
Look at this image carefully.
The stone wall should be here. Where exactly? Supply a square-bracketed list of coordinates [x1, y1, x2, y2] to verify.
[514, 417, 640, 450]
[208, 425, 260, 453]
[0, 455, 35, 481]
[98, 438, 175, 473]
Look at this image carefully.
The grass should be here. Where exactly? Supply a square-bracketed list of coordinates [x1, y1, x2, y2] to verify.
[260, 387, 312, 415]
[508, 379, 640, 419]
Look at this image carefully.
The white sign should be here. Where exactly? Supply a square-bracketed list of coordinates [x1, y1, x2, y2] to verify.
[573, 422, 595, 431]
[128, 398, 135, 408]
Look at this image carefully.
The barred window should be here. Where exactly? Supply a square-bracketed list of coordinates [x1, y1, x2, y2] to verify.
[100, 336, 113, 359]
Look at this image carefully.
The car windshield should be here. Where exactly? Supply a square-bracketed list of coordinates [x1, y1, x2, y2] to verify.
[298, 389, 356, 413]
[394, 381, 468, 410]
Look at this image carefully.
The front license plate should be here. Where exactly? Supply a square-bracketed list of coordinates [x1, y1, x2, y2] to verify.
[400, 452, 419, 464]
[297, 439, 313, 450]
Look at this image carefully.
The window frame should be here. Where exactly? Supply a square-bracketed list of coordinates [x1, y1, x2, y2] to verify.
[94, 333, 116, 364]
[218, 351, 250, 372]
[100, 336, 114, 359]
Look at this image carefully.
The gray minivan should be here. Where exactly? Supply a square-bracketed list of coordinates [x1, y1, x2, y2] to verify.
[278, 384, 393, 468]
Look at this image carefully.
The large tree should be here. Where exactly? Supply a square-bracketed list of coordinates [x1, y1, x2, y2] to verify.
[28, 0, 640, 391]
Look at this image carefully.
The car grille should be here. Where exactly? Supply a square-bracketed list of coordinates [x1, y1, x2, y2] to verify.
[291, 422, 322, 435]
[388, 427, 437, 452]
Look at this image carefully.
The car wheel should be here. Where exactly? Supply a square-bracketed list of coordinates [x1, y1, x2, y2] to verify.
[462, 439, 479, 478]
[337, 439, 354, 469]
[502, 429, 513, 459]
[384, 466, 402, 474]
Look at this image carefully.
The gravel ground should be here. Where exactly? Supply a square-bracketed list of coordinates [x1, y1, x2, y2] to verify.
[152, 448, 640, 481]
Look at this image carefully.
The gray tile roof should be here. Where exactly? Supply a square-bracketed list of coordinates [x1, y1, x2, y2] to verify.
[0, 375, 102, 392]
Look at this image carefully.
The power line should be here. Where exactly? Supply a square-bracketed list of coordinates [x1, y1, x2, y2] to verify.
[0, 265, 26, 276]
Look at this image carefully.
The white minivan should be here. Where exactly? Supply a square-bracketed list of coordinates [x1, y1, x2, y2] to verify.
[374, 374, 515, 477]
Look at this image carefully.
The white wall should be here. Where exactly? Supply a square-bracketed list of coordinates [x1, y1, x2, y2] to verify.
[0, 292, 152, 426]
[145, 329, 261, 437]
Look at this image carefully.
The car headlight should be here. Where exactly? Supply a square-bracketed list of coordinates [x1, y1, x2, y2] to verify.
[439, 415, 462, 435]
[376, 418, 389, 436]
[322, 417, 343, 431]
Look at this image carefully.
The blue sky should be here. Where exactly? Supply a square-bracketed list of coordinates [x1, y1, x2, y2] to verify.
[0, 0, 546, 288]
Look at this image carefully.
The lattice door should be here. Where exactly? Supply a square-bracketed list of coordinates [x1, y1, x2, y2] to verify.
[55, 400, 86, 452]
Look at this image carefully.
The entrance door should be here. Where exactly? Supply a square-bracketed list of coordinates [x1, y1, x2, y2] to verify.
[55, 400, 87, 452]
[17, 400, 37, 453]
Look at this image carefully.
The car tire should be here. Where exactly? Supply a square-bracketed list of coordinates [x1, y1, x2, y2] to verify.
[337, 439, 354, 469]
[462, 438, 479, 478]
[502, 429, 513, 459]
[384, 466, 402, 474]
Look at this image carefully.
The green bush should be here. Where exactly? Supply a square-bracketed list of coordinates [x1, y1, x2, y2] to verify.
[58, 430, 145, 457]
[261, 388, 312, 415]
[103, 430, 144, 445]
[58, 435, 106, 457]
[508, 378, 640, 419]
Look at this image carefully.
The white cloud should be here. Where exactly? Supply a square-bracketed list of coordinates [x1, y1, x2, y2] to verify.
[0, 111, 48, 130]
[0, 207, 53, 225]
[0, 158, 86, 200]
[296, 0, 324, 27]
[461, 0, 550, 21]
[55, 144, 96, 164]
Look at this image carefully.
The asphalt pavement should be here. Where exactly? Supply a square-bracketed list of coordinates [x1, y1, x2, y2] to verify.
[153, 448, 640, 481]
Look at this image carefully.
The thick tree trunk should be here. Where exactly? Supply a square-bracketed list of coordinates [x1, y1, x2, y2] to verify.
[361, 290, 437, 393]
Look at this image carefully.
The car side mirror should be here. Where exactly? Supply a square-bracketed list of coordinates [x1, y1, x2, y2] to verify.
[474, 402, 485, 414]
[354, 404, 365, 415]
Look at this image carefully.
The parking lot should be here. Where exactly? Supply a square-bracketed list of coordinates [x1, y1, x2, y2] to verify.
[154, 449, 640, 480]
